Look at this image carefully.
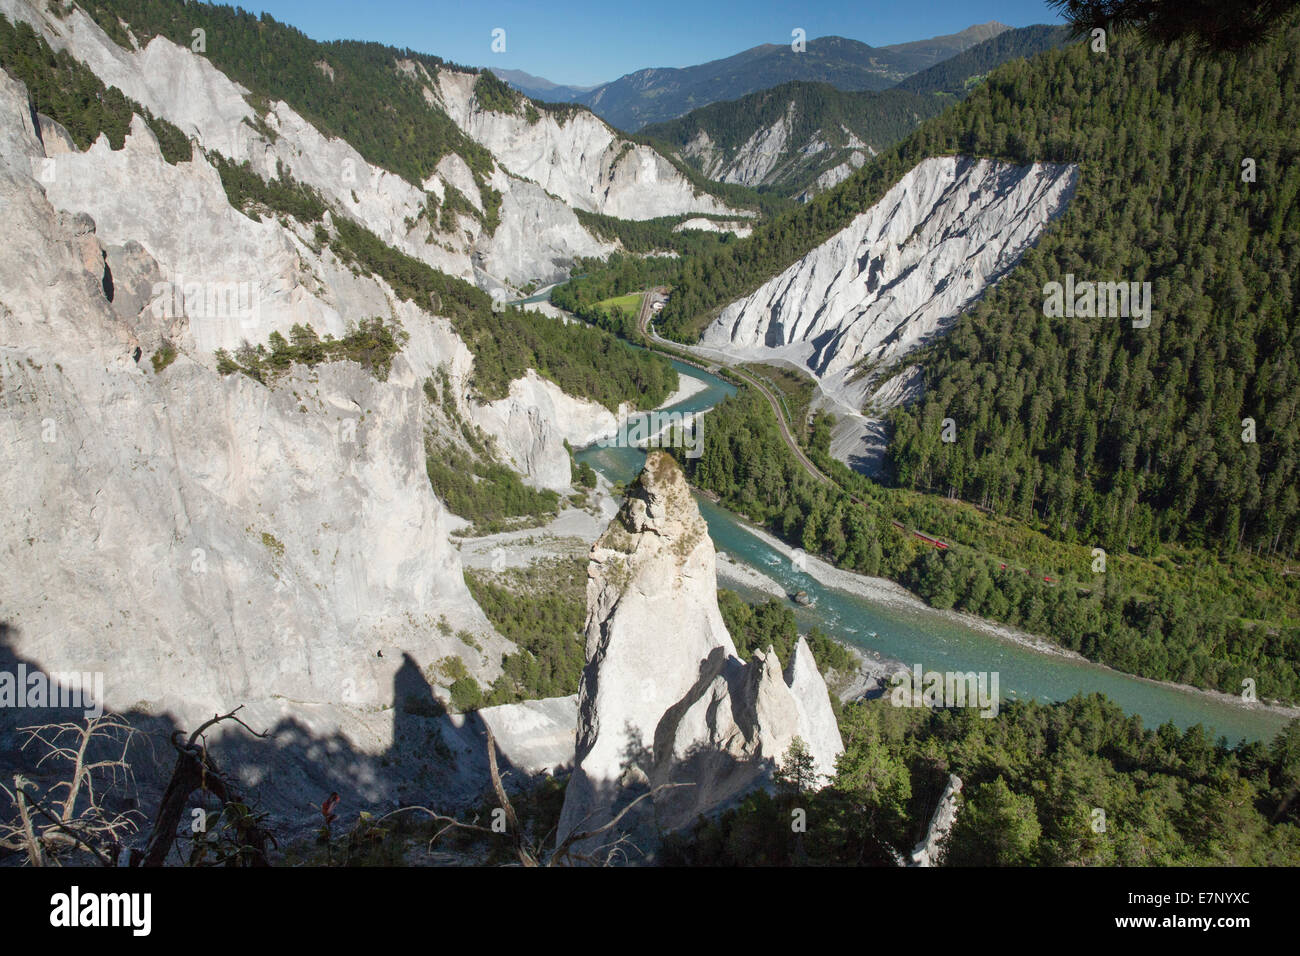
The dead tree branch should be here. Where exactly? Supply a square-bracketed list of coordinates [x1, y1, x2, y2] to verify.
[139, 706, 276, 867]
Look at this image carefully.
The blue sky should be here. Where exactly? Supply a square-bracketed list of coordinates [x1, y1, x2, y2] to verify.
[237, 0, 1064, 87]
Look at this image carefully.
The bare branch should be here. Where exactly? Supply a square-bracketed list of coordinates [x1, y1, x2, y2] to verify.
[1, 717, 141, 867]
[186, 706, 268, 749]
[12, 779, 44, 867]
[484, 730, 536, 866]
[141, 708, 274, 867]
[549, 782, 692, 866]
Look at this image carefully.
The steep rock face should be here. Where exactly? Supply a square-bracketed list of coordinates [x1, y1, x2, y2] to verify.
[783, 636, 843, 781]
[31, 101, 613, 494]
[669, 101, 876, 197]
[679, 130, 722, 179]
[0, 5, 621, 493]
[39, 115, 344, 355]
[556, 452, 842, 854]
[468, 370, 622, 491]
[434, 71, 744, 222]
[0, 54, 637, 818]
[438, 695, 580, 778]
[475, 175, 615, 292]
[1, 0, 612, 290]
[701, 156, 1077, 410]
[797, 147, 870, 201]
[0, 65, 509, 740]
[698, 156, 1076, 474]
[713, 105, 793, 185]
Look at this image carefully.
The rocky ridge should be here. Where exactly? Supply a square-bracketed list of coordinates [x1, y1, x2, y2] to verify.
[2, 0, 742, 295]
[433, 70, 746, 222]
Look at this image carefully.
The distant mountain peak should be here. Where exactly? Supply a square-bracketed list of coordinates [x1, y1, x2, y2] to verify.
[497, 22, 1017, 131]
[488, 68, 598, 96]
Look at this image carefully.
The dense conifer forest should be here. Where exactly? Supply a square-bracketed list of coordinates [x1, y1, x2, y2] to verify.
[639, 80, 947, 167]
[655, 22, 1300, 561]
[682, 389, 1300, 701]
[664, 695, 1300, 866]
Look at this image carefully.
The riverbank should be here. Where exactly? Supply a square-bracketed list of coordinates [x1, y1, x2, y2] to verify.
[732, 516, 1300, 723]
[655, 372, 708, 410]
[716, 552, 907, 702]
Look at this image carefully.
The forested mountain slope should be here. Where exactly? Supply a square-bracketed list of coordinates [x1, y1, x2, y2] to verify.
[661, 21, 1300, 559]
[639, 83, 943, 195]
[637, 25, 1071, 200]
[893, 23, 1070, 94]
[528, 28, 1004, 133]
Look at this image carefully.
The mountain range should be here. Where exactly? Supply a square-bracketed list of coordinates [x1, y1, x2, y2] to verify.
[636, 25, 1070, 198]
[495, 22, 1011, 130]
[1, 0, 1298, 872]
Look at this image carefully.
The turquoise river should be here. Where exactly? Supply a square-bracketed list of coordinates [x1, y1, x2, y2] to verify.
[575, 358, 1293, 744]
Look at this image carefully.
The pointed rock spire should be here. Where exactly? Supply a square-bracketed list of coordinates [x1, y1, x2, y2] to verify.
[557, 451, 843, 858]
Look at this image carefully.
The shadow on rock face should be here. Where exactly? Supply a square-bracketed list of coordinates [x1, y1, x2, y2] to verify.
[0, 627, 547, 865]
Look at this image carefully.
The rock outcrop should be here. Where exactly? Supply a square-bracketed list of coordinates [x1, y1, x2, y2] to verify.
[911, 773, 963, 866]
[468, 370, 623, 491]
[673, 217, 753, 238]
[556, 452, 843, 856]
[707, 103, 795, 185]
[0, 67, 509, 734]
[796, 147, 870, 202]
[439, 695, 580, 778]
[701, 156, 1077, 410]
[670, 100, 877, 198]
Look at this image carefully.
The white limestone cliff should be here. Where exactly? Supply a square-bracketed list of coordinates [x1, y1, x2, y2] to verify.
[676, 105, 870, 197]
[0, 67, 510, 737]
[468, 370, 622, 492]
[0, 33, 656, 819]
[698, 155, 1077, 473]
[23, 91, 601, 497]
[556, 452, 843, 855]
[674, 217, 753, 238]
[434, 70, 746, 222]
[783, 636, 843, 782]
[712, 104, 794, 185]
[0, 0, 635, 492]
[0, 0, 614, 291]
[701, 156, 1077, 410]
[797, 148, 870, 202]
